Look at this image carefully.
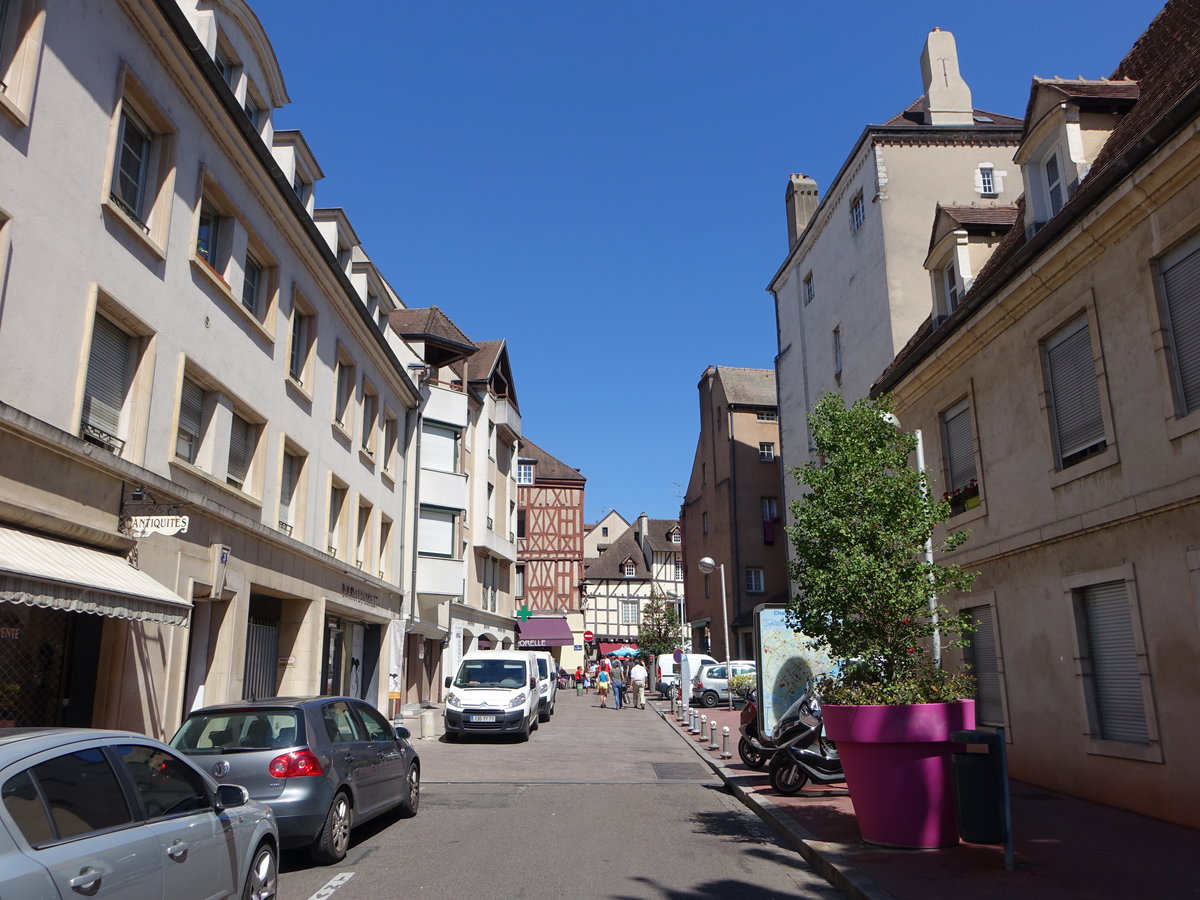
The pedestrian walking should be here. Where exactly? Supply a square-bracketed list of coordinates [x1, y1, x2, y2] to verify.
[596, 666, 610, 707]
[628, 658, 649, 709]
[574, 666, 584, 695]
[611, 658, 626, 710]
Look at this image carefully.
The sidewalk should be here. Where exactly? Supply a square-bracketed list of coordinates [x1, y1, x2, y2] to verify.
[653, 700, 1200, 900]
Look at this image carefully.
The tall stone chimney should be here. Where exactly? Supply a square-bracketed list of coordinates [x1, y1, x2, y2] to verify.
[785, 174, 819, 248]
[919, 28, 974, 126]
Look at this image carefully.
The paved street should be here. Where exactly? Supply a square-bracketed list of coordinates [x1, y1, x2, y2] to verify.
[277, 689, 841, 899]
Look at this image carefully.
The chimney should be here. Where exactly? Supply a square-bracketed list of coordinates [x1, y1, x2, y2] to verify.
[785, 174, 819, 248]
[637, 512, 650, 551]
[919, 28, 974, 126]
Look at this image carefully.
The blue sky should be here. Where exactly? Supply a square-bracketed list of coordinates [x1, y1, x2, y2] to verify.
[255, 1, 1164, 523]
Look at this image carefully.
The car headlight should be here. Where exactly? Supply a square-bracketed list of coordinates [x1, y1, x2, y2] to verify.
[539, 683, 548, 694]
[506, 692, 527, 709]
[446, 692, 462, 708]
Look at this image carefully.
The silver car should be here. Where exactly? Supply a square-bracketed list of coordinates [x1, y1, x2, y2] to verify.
[171, 696, 419, 865]
[691, 661, 758, 707]
[0, 727, 277, 899]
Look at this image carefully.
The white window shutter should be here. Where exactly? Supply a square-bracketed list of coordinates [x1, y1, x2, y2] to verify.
[82, 317, 129, 436]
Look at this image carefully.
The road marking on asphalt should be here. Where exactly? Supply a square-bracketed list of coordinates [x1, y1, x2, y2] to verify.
[306, 871, 355, 899]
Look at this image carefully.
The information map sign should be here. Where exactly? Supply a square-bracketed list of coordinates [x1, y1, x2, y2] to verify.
[753, 604, 833, 739]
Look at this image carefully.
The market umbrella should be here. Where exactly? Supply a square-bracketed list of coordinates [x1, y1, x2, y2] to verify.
[611, 647, 638, 657]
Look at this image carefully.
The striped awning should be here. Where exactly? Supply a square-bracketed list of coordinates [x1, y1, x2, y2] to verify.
[0, 526, 191, 627]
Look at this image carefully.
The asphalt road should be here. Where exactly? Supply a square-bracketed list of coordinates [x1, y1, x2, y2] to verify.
[277, 687, 841, 899]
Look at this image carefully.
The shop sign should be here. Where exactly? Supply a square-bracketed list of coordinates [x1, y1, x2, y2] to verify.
[277, 656, 296, 668]
[129, 515, 189, 537]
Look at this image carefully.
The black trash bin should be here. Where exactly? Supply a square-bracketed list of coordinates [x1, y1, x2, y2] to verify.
[951, 729, 1007, 844]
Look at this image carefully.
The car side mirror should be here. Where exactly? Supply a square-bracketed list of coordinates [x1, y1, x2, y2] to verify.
[215, 783, 249, 811]
[444, 676, 452, 689]
[529, 677, 537, 690]
[394, 725, 412, 741]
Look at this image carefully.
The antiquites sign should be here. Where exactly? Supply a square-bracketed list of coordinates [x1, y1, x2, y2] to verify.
[128, 515, 189, 538]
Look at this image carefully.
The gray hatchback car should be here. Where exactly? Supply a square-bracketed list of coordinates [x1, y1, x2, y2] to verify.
[171, 696, 419, 865]
[0, 727, 278, 899]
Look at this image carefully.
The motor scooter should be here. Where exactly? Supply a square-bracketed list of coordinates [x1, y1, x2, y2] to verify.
[737, 688, 775, 769]
[766, 683, 845, 796]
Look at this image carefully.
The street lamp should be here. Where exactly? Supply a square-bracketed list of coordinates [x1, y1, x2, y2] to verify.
[696, 556, 734, 709]
[881, 413, 940, 667]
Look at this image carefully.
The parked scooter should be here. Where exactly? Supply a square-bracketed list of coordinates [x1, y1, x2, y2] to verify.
[766, 683, 845, 796]
[737, 688, 775, 770]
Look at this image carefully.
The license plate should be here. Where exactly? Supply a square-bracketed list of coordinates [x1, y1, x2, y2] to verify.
[470, 715, 496, 723]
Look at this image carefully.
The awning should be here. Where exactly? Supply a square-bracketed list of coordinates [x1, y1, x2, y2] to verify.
[516, 616, 575, 648]
[599, 641, 639, 655]
[0, 526, 192, 627]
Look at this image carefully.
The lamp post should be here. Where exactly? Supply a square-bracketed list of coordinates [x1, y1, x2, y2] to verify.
[696, 556, 733, 709]
[881, 413, 940, 667]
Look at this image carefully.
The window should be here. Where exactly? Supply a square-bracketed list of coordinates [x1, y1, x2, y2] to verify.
[620, 600, 639, 625]
[279, 449, 301, 534]
[487, 421, 495, 459]
[803, 272, 815, 306]
[115, 744, 208, 819]
[674, 558, 683, 581]
[241, 252, 263, 314]
[355, 702, 394, 742]
[418, 506, 456, 557]
[1044, 316, 1106, 468]
[940, 399, 977, 493]
[422, 422, 459, 473]
[0, 0, 44, 123]
[670, 530, 681, 543]
[761, 497, 778, 521]
[10, 749, 132, 843]
[288, 296, 314, 386]
[963, 605, 1003, 726]
[517, 462, 534, 484]
[516, 509, 526, 538]
[515, 564, 525, 597]
[1074, 581, 1148, 743]
[702, 511, 709, 533]
[195, 199, 233, 281]
[1158, 240, 1200, 416]
[328, 482, 347, 557]
[756, 410, 778, 422]
[321, 701, 363, 744]
[382, 411, 399, 474]
[943, 261, 960, 313]
[745, 567, 765, 593]
[833, 326, 843, 378]
[758, 442, 775, 462]
[704, 574, 711, 598]
[623, 561, 636, 577]
[701, 464, 706, 486]
[111, 108, 153, 230]
[81, 314, 133, 452]
[850, 191, 865, 232]
[378, 515, 393, 579]
[105, 71, 174, 249]
[176, 377, 206, 464]
[979, 164, 996, 196]
[334, 351, 355, 429]
[1043, 151, 1065, 217]
[356, 500, 372, 568]
[226, 411, 255, 491]
[360, 381, 378, 455]
[214, 41, 237, 88]
[601, 526, 609, 537]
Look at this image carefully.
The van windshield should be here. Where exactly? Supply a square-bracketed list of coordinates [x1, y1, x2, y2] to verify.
[536, 658, 549, 678]
[455, 659, 529, 689]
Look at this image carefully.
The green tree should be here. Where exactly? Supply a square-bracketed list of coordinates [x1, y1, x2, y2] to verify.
[786, 392, 977, 705]
[638, 593, 681, 659]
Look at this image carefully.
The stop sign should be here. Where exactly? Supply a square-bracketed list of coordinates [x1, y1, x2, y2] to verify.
[583, 630, 594, 642]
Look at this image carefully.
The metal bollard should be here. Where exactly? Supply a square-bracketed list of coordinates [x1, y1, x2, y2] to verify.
[709, 720, 719, 750]
[690, 710, 699, 734]
[720, 726, 732, 759]
[678, 700, 688, 724]
[699, 714, 707, 739]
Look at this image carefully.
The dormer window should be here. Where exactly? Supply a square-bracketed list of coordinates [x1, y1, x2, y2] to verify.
[670, 530, 681, 544]
[943, 260, 960, 313]
[1043, 150, 1066, 217]
[517, 462, 534, 484]
[623, 561, 636, 577]
[214, 41, 238, 90]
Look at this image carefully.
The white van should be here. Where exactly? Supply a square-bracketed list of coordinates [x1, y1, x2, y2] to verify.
[443, 650, 541, 741]
[532, 651, 558, 722]
[655, 653, 717, 700]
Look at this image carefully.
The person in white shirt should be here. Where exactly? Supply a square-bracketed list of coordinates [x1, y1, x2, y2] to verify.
[628, 660, 649, 708]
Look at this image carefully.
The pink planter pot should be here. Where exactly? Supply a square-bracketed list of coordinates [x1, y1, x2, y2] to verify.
[823, 699, 975, 849]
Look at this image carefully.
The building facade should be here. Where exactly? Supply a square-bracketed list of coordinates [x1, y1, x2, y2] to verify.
[680, 366, 788, 660]
[874, 0, 1200, 827]
[515, 437, 586, 670]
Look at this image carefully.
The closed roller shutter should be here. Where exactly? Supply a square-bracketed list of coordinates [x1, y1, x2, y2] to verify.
[1080, 581, 1148, 743]
[1161, 246, 1200, 414]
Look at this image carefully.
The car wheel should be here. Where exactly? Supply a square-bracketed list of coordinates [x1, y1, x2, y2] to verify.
[769, 752, 808, 796]
[531, 710, 540, 731]
[738, 737, 770, 770]
[397, 762, 420, 818]
[444, 728, 458, 742]
[311, 790, 352, 865]
[517, 715, 532, 742]
[538, 704, 550, 723]
[241, 840, 277, 900]
[701, 690, 720, 708]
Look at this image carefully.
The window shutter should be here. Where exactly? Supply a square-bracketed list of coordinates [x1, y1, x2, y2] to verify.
[942, 403, 977, 490]
[279, 453, 296, 519]
[82, 317, 129, 436]
[1046, 319, 1105, 463]
[422, 424, 457, 472]
[227, 414, 250, 487]
[178, 378, 205, 461]
[964, 606, 1003, 725]
[1080, 581, 1148, 743]
[418, 508, 454, 556]
[1161, 246, 1200, 414]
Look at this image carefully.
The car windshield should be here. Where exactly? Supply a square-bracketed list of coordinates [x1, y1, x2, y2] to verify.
[171, 709, 303, 753]
[455, 659, 528, 689]
[536, 658, 549, 678]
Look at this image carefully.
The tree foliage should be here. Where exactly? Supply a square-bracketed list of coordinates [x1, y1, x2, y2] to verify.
[786, 392, 977, 705]
[638, 594, 681, 659]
